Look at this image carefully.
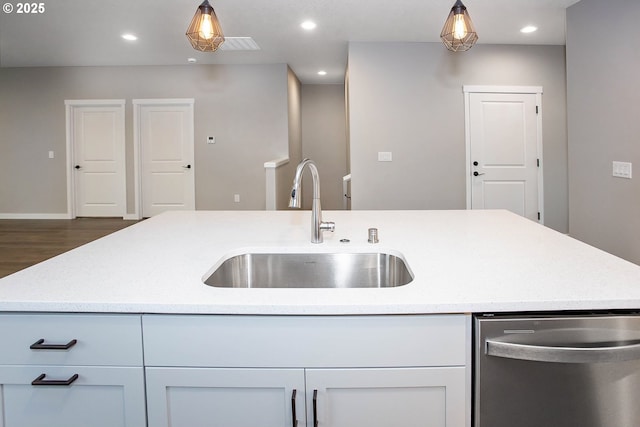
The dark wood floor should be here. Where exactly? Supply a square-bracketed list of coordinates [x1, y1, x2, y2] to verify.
[0, 218, 140, 278]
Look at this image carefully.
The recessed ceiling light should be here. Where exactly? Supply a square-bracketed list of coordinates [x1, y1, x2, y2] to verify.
[121, 33, 138, 41]
[317, 70, 327, 76]
[301, 21, 317, 30]
[187, 58, 197, 64]
[520, 26, 538, 34]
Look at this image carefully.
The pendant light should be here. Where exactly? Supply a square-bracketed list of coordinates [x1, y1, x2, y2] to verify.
[440, 0, 478, 52]
[186, 0, 225, 52]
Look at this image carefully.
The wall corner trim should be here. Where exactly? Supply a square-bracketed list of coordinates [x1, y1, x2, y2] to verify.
[264, 158, 290, 169]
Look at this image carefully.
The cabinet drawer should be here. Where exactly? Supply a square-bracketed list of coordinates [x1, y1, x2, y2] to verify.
[143, 314, 469, 368]
[0, 314, 143, 366]
[0, 365, 146, 427]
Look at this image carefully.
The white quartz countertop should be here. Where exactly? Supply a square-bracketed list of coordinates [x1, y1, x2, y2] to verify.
[1, 210, 640, 315]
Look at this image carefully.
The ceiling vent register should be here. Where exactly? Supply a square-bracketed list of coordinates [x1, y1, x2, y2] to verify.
[220, 37, 261, 51]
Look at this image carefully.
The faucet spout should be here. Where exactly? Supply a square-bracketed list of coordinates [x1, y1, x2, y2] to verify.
[289, 158, 335, 243]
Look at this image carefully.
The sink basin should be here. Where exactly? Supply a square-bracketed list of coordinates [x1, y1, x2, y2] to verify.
[204, 252, 413, 288]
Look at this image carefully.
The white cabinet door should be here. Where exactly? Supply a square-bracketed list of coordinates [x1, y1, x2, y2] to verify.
[305, 367, 466, 427]
[0, 366, 146, 427]
[146, 367, 306, 427]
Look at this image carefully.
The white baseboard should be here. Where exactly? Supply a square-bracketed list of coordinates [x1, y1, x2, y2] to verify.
[0, 213, 73, 220]
[123, 214, 141, 220]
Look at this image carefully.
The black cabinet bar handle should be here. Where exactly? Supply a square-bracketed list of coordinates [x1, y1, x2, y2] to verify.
[313, 389, 319, 427]
[31, 373, 79, 386]
[291, 389, 298, 427]
[30, 338, 77, 350]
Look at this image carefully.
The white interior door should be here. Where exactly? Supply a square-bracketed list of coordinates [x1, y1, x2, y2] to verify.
[66, 100, 125, 218]
[465, 87, 543, 222]
[134, 99, 195, 218]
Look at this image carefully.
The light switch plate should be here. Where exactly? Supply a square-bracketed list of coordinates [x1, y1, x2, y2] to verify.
[207, 136, 216, 144]
[612, 161, 632, 179]
[378, 152, 392, 162]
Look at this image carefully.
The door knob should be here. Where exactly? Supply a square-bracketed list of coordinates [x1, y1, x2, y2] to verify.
[473, 161, 479, 166]
[474, 171, 485, 176]
[182, 164, 191, 169]
[74, 165, 81, 170]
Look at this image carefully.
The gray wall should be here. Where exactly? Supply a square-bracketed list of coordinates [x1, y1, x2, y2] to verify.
[301, 84, 348, 210]
[0, 63, 292, 215]
[0, 43, 570, 233]
[347, 42, 568, 233]
[276, 67, 303, 211]
[567, 0, 640, 263]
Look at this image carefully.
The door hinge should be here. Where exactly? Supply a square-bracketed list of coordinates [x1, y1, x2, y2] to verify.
[536, 106, 539, 114]
[538, 212, 541, 221]
[537, 158, 540, 167]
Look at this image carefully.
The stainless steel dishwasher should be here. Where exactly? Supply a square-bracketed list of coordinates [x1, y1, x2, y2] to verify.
[474, 313, 640, 427]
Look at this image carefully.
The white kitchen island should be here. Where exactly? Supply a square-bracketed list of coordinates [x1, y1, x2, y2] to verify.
[1, 209, 640, 314]
[1, 210, 639, 427]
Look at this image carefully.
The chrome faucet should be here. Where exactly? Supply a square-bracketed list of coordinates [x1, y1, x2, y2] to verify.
[289, 158, 335, 243]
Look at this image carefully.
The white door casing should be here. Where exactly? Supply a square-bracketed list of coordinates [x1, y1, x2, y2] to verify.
[133, 99, 195, 218]
[464, 86, 543, 223]
[65, 100, 126, 218]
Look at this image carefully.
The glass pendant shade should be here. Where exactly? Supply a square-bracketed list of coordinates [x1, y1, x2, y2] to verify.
[186, 0, 225, 52]
[440, 0, 478, 52]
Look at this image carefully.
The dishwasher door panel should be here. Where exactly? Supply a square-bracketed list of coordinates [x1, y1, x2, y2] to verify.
[475, 315, 640, 427]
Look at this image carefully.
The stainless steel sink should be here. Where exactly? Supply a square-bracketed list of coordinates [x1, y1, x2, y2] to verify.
[204, 252, 413, 288]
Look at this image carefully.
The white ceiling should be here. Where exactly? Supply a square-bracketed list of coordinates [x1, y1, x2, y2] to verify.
[0, 0, 580, 84]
